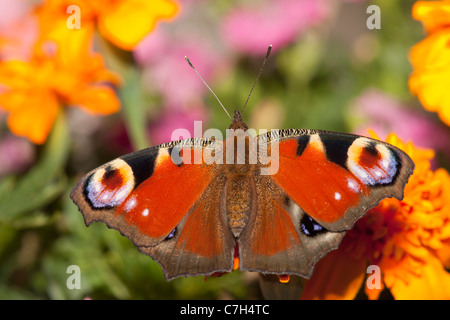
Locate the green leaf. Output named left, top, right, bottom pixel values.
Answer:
left=97, top=36, right=151, bottom=150
left=0, top=110, right=70, bottom=223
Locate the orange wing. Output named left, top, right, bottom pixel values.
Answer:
left=71, top=138, right=236, bottom=280
left=237, top=172, right=345, bottom=278
left=140, top=174, right=236, bottom=280
left=260, top=129, right=414, bottom=232
left=235, top=130, right=414, bottom=278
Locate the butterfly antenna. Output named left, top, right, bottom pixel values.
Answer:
left=185, top=56, right=232, bottom=121
left=242, top=45, right=272, bottom=115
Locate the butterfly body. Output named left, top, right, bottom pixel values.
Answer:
left=71, top=110, right=414, bottom=280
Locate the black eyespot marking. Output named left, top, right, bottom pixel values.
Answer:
left=120, top=148, right=158, bottom=187
left=165, top=227, right=177, bottom=240
left=83, top=173, right=101, bottom=209
left=103, top=165, right=116, bottom=180
left=82, top=173, right=119, bottom=210
left=320, top=134, right=357, bottom=169
left=364, top=141, right=379, bottom=156
left=300, top=214, right=327, bottom=237
left=296, top=135, right=310, bottom=156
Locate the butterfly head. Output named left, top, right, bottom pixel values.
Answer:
left=229, top=110, right=248, bottom=131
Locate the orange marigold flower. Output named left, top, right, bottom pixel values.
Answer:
left=37, top=0, right=179, bottom=51
left=409, top=0, right=450, bottom=126
left=0, top=32, right=121, bottom=144
left=412, top=0, right=450, bottom=34
left=301, top=132, right=450, bottom=300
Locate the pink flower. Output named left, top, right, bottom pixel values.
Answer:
left=134, top=2, right=229, bottom=145
left=352, top=88, right=450, bottom=162
left=0, top=0, right=38, bottom=61
left=135, top=28, right=226, bottom=107
left=0, top=133, right=35, bottom=177
left=221, top=0, right=329, bottom=55
left=148, top=106, right=208, bottom=145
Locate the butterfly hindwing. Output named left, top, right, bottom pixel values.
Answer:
left=238, top=171, right=346, bottom=278
left=139, top=173, right=236, bottom=280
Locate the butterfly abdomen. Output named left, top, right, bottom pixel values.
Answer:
left=224, top=174, right=255, bottom=238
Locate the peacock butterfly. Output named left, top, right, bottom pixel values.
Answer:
left=70, top=46, right=414, bottom=281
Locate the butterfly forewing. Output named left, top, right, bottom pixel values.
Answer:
left=70, top=138, right=223, bottom=247
left=259, top=129, right=414, bottom=232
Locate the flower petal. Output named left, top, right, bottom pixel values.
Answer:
left=71, top=85, right=120, bottom=115
left=301, top=249, right=366, bottom=300
left=412, top=1, right=450, bottom=34
left=98, top=0, right=179, bottom=50
left=0, top=60, right=33, bottom=89
left=409, top=28, right=450, bottom=126
left=389, top=254, right=450, bottom=299
left=6, top=89, right=59, bottom=144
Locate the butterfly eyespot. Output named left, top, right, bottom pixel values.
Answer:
left=347, top=138, right=399, bottom=186
left=165, top=227, right=177, bottom=240
left=83, top=159, right=135, bottom=209
left=300, top=214, right=327, bottom=237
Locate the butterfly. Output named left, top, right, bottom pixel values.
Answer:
left=70, top=46, right=415, bottom=281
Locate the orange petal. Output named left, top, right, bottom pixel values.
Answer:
left=71, top=85, right=120, bottom=115
left=436, top=239, right=450, bottom=269
left=301, top=249, right=366, bottom=300
left=53, top=22, right=96, bottom=65
left=0, top=90, right=29, bottom=112
left=388, top=254, right=450, bottom=299
left=0, top=60, right=33, bottom=89
left=412, top=1, right=450, bottom=34
left=408, top=29, right=450, bottom=126
left=6, top=89, right=59, bottom=144
left=98, top=0, right=179, bottom=50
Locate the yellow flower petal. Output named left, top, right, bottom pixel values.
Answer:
left=0, top=60, right=33, bottom=89
left=409, top=21, right=450, bottom=126
left=98, top=0, right=179, bottom=50
left=412, top=1, right=450, bottom=34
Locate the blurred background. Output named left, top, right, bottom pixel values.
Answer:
left=0, top=0, right=449, bottom=299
